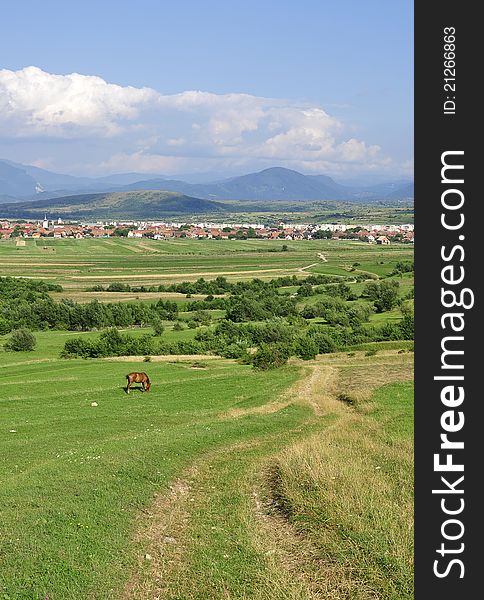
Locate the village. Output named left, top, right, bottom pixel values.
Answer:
left=0, top=216, right=414, bottom=244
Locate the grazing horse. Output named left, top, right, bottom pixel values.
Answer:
left=126, top=372, right=151, bottom=394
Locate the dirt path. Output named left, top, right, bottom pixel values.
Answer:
left=76, top=267, right=295, bottom=279
left=122, top=352, right=413, bottom=598
left=122, top=441, right=262, bottom=599
left=122, top=361, right=342, bottom=598
left=298, top=262, right=318, bottom=272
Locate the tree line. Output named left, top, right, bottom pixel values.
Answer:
left=60, top=312, right=414, bottom=369
left=1, top=273, right=409, bottom=336
left=87, top=273, right=352, bottom=295
left=0, top=274, right=349, bottom=334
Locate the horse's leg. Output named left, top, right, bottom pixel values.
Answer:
left=126, top=379, right=131, bottom=394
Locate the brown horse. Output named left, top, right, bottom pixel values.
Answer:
left=126, top=372, right=151, bottom=394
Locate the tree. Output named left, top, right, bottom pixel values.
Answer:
left=11, top=226, right=24, bottom=238
left=107, top=282, right=131, bottom=292
left=374, top=280, right=400, bottom=312
left=312, top=230, right=332, bottom=239
left=4, top=329, right=37, bottom=352
left=363, top=280, right=400, bottom=312
left=297, top=283, right=313, bottom=297
left=151, top=316, right=165, bottom=336
left=112, top=228, right=128, bottom=237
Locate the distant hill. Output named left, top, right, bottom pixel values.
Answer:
left=122, top=167, right=353, bottom=201
left=0, top=159, right=414, bottom=204
left=1, top=159, right=167, bottom=192
left=0, top=162, right=40, bottom=196
left=386, top=182, right=414, bottom=199
left=0, top=190, right=226, bottom=220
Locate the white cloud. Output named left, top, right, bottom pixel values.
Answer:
left=0, top=66, right=400, bottom=177
left=0, top=66, right=157, bottom=138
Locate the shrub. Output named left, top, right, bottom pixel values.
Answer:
left=193, top=310, right=212, bottom=325
left=220, top=342, right=248, bottom=359
left=4, top=329, right=37, bottom=352
left=300, top=305, right=317, bottom=319
left=99, top=328, right=127, bottom=354
left=307, top=331, right=339, bottom=354
left=61, top=337, right=101, bottom=358
left=251, top=343, right=291, bottom=370
left=293, top=335, right=319, bottom=360
left=399, top=312, right=414, bottom=339
left=106, top=282, right=131, bottom=292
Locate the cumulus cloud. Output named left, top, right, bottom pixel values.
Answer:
left=0, top=66, right=157, bottom=137
left=0, top=66, right=393, bottom=176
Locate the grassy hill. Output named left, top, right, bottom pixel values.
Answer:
left=0, top=190, right=227, bottom=219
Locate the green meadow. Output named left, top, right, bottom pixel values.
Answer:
left=0, top=237, right=414, bottom=599
left=0, top=336, right=302, bottom=598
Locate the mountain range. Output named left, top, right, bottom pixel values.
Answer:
left=0, top=159, right=413, bottom=205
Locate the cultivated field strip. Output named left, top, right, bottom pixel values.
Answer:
left=1, top=238, right=413, bottom=293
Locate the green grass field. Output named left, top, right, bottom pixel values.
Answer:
left=0, top=237, right=414, bottom=599
left=0, top=335, right=414, bottom=599
left=0, top=342, right=303, bottom=598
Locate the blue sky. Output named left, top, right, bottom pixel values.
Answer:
left=0, top=1, right=413, bottom=182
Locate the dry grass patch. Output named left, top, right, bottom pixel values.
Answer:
left=313, top=350, right=414, bottom=408
left=250, top=473, right=380, bottom=600
left=267, top=380, right=414, bottom=599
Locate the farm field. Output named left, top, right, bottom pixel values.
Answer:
left=0, top=238, right=413, bottom=296
left=1, top=237, right=414, bottom=598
